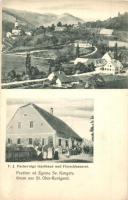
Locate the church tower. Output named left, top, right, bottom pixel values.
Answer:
left=14, top=19, right=19, bottom=29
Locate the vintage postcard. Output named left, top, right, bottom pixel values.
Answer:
left=0, top=0, right=128, bottom=200
left=1, top=0, right=128, bottom=89
left=6, top=95, right=94, bottom=163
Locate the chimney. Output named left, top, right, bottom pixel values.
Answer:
left=50, top=107, right=53, bottom=115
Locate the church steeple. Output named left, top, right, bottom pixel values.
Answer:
left=14, top=19, right=19, bottom=29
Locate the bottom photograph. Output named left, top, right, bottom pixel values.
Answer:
left=6, top=93, right=94, bottom=163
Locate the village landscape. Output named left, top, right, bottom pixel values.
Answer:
left=2, top=7, right=128, bottom=89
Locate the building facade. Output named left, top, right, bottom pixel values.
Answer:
left=95, top=52, right=123, bottom=75
left=74, top=41, right=92, bottom=48
left=7, top=103, right=82, bottom=149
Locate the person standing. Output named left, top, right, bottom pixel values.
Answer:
left=54, top=147, right=59, bottom=160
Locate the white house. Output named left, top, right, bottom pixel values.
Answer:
left=7, top=103, right=82, bottom=149
left=55, top=26, right=66, bottom=32
left=102, top=52, right=114, bottom=62
left=96, top=59, right=123, bottom=75
left=12, top=29, right=22, bottom=36
left=48, top=71, right=79, bottom=87
left=100, top=28, right=113, bottom=37
left=25, top=31, right=32, bottom=36
left=74, top=41, right=92, bottom=48
left=74, top=58, right=89, bottom=65
left=74, top=57, right=107, bottom=68
left=96, top=51, right=123, bottom=74
left=109, top=41, right=128, bottom=48
left=6, top=32, right=12, bottom=38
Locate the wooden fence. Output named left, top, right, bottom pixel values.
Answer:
left=6, top=150, right=33, bottom=162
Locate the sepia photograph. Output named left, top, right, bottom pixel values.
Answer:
left=6, top=94, right=94, bottom=162
left=1, top=0, right=128, bottom=89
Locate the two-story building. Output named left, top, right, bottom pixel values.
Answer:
left=7, top=103, right=82, bottom=149
left=96, top=52, right=123, bottom=75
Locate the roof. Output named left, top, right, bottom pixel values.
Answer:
left=74, top=58, right=88, bottom=64
left=109, top=41, right=128, bottom=48
left=31, top=103, right=82, bottom=140
left=100, top=28, right=113, bottom=35
left=57, top=72, right=79, bottom=83
left=110, top=59, right=123, bottom=69
left=102, top=52, right=114, bottom=61
left=55, top=26, right=66, bottom=31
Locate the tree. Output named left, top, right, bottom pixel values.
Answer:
left=57, top=21, right=62, bottom=27
left=7, top=70, right=16, bottom=82
left=51, top=24, right=55, bottom=31
left=76, top=43, right=80, bottom=58
left=90, top=115, right=94, bottom=142
left=30, top=66, right=40, bottom=78
left=51, top=36, right=58, bottom=45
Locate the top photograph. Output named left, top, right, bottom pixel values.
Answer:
left=1, top=0, right=128, bottom=89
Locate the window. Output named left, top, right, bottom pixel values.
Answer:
left=42, top=138, right=44, bottom=145
left=17, top=138, right=21, bottom=144
left=30, top=121, right=33, bottom=128
left=65, top=140, right=68, bottom=147
left=29, top=138, right=32, bottom=145
left=18, top=122, right=21, bottom=129
left=8, top=138, right=11, bottom=144
left=72, top=140, right=74, bottom=147
left=59, top=139, right=61, bottom=146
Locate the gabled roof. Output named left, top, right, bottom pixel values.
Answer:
left=32, top=104, right=82, bottom=140
left=57, top=73, right=71, bottom=83
left=57, top=72, right=79, bottom=83
left=110, top=59, right=123, bottom=69
left=74, top=58, right=88, bottom=64
left=102, top=52, right=114, bottom=61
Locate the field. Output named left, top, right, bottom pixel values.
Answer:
left=2, top=53, right=51, bottom=82
left=2, top=44, right=94, bottom=82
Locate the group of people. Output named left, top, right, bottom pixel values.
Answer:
left=34, top=145, right=59, bottom=161
left=33, top=143, right=86, bottom=161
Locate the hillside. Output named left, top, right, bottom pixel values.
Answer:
left=55, top=13, right=84, bottom=25
left=2, top=8, right=84, bottom=33
left=85, top=12, right=128, bottom=31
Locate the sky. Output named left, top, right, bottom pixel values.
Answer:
left=2, top=0, right=128, bottom=20
left=6, top=92, right=94, bottom=140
